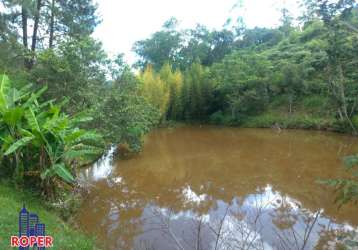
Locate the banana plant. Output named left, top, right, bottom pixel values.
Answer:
left=0, top=74, right=104, bottom=197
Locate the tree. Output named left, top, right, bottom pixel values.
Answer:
left=1, top=0, right=37, bottom=68
left=30, top=37, right=108, bottom=114
left=92, top=75, right=160, bottom=152
left=56, top=0, right=100, bottom=41
left=237, top=27, right=284, bottom=48
left=206, top=30, right=235, bottom=65
left=314, top=0, right=357, bottom=131
left=177, top=25, right=212, bottom=68
left=211, top=52, right=270, bottom=121
left=133, top=18, right=182, bottom=70
left=180, top=63, right=213, bottom=120
left=178, top=26, right=235, bottom=68
left=279, top=7, right=294, bottom=36
left=280, top=64, right=305, bottom=114
left=0, top=0, right=100, bottom=69
left=133, top=21, right=235, bottom=71
left=139, top=65, right=170, bottom=120
left=159, top=63, right=183, bottom=120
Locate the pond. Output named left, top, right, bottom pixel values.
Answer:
left=77, top=127, right=358, bottom=250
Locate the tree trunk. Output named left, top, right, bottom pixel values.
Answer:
left=49, top=0, right=55, bottom=49
left=31, top=0, right=42, bottom=52
left=330, top=62, right=357, bottom=133
left=21, top=4, right=30, bottom=69
left=21, top=5, right=28, bottom=48
left=337, top=109, right=344, bottom=121
left=29, top=0, right=42, bottom=68
left=337, top=64, right=356, bottom=133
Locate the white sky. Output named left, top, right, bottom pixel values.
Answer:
left=93, top=0, right=302, bottom=64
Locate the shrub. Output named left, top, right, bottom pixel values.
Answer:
left=209, top=111, right=236, bottom=125
left=301, top=95, right=329, bottom=115
left=243, top=112, right=332, bottom=130
left=0, top=74, right=104, bottom=199
left=91, top=81, right=160, bottom=152
left=320, top=154, right=358, bottom=206
left=352, top=115, right=358, bottom=130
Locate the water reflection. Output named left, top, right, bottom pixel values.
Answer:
left=134, top=185, right=355, bottom=250
left=77, top=127, right=358, bottom=250
left=78, top=146, right=116, bottom=182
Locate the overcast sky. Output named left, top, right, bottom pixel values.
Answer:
left=93, top=0, right=302, bottom=64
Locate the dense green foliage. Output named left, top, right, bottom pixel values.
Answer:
left=134, top=1, right=358, bottom=133
left=93, top=69, right=160, bottom=152
left=0, top=74, right=104, bottom=198
left=0, top=0, right=159, bottom=199
left=0, top=0, right=158, bottom=149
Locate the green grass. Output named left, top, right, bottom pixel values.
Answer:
left=0, top=182, right=96, bottom=250
left=242, top=112, right=334, bottom=130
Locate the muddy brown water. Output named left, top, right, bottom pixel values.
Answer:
left=77, top=127, right=358, bottom=250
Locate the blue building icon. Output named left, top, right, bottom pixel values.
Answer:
left=35, top=223, right=46, bottom=250
left=18, top=205, right=46, bottom=250
left=29, top=213, right=39, bottom=237
left=19, top=206, right=29, bottom=250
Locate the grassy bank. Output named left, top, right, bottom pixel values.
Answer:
left=207, top=94, right=354, bottom=133
left=208, top=111, right=340, bottom=131
left=237, top=96, right=357, bottom=132
left=242, top=112, right=335, bottom=130
left=0, top=183, right=96, bottom=250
